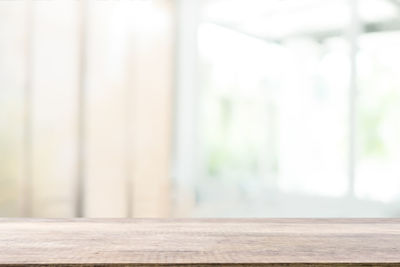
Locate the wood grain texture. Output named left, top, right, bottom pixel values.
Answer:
left=0, top=219, right=400, bottom=266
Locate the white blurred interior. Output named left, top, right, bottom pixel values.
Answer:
left=1, top=0, right=400, bottom=217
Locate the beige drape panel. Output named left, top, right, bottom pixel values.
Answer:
left=0, top=0, right=174, bottom=218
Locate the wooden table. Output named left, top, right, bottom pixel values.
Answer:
left=1, top=218, right=400, bottom=266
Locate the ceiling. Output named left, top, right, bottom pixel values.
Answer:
left=201, top=0, right=400, bottom=41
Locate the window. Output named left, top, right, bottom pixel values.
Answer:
left=175, top=0, right=400, bottom=217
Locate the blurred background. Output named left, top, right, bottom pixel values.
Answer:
left=1, top=0, right=400, bottom=218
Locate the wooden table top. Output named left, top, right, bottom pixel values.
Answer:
left=1, top=218, right=400, bottom=266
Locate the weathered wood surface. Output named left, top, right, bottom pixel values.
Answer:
left=0, top=218, right=400, bottom=266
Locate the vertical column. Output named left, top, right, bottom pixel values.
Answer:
left=127, top=0, right=175, bottom=217
left=348, top=0, right=361, bottom=197
left=84, top=0, right=129, bottom=217
left=0, top=1, right=26, bottom=217
left=173, top=0, right=200, bottom=216
left=76, top=0, right=89, bottom=218
left=23, top=0, right=33, bottom=217
left=30, top=0, right=80, bottom=217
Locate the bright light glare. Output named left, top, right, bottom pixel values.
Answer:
left=114, top=0, right=167, bottom=33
